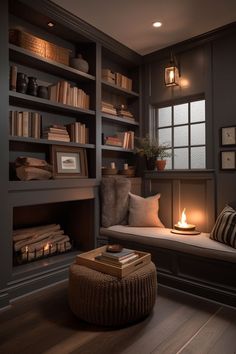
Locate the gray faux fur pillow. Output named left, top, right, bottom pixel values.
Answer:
left=101, top=177, right=131, bottom=227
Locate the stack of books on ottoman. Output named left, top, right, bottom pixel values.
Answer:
left=76, top=245, right=151, bottom=278
left=95, top=248, right=139, bottom=266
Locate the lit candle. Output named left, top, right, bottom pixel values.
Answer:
left=174, top=208, right=196, bottom=231
left=110, top=162, right=116, bottom=169
left=124, top=163, right=128, bottom=170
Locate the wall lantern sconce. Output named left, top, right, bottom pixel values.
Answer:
left=165, top=51, right=180, bottom=87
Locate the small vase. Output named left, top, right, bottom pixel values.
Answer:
left=16, top=72, right=28, bottom=94
left=27, top=77, right=38, bottom=96
left=37, top=85, right=48, bottom=99
left=70, top=54, right=89, bottom=73
left=156, top=160, right=166, bottom=171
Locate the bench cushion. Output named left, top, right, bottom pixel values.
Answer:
left=100, top=226, right=236, bottom=263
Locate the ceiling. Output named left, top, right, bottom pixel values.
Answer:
left=51, top=0, right=236, bottom=55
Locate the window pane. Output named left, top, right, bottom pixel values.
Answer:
left=165, top=149, right=172, bottom=170
left=174, top=103, right=188, bottom=125
left=174, top=125, right=188, bottom=147
left=191, top=147, right=206, bottom=168
left=174, top=148, right=189, bottom=169
left=158, top=128, right=172, bottom=145
left=190, top=100, right=205, bottom=122
left=158, top=107, right=171, bottom=127
left=191, top=123, right=205, bottom=145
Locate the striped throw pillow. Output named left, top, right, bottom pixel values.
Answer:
left=210, top=205, right=236, bottom=248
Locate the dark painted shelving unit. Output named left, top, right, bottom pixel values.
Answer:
left=0, top=0, right=142, bottom=307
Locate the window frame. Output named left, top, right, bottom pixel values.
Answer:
left=151, top=95, right=206, bottom=170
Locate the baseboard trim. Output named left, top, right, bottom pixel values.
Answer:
left=158, top=272, right=236, bottom=307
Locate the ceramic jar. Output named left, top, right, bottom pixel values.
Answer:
left=16, top=72, right=28, bottom=94
left=27, top=77, right=38, bottom=96
left=70, top=54, right=89, bottom=73
left=37, top=85, right=49, bottom=99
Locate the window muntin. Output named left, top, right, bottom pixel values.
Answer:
left=154, top=99, right=206, bottom=170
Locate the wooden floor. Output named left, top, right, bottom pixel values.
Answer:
left=0, top=282, right=236, bottom=354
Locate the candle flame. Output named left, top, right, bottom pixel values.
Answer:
left=178, top=208, right=188, bottom=227
left=25, top=245, right=29, bottom=253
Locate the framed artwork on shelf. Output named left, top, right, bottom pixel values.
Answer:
left=221, top=126, right=236, bottom=146
left=220, top=151, right=236, bottom=170
left=51, top=145, right=88, bottom=178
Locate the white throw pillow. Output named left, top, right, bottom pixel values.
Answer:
left=128, top=193, right=165, bottom=227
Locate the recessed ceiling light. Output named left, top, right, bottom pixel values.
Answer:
left=47, top=22, right=55, bottom=28
left=152, top=21, right=162, bottom=28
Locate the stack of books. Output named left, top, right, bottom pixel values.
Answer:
left=9, top=110, right=41, bottom=139
left=43, top=124, right=70, bottom=142
left=67, top=122, right=89, bottom=144
left=102, top=69, right=115, bottom=84
left=48, top=80, right=90, bottom=109
left=101, top=101, right=117, bottom=115
left=95, top=248, right=139, bottom=267
left=116, top=104, right=134, bottom=120
left=104, top=135, right=123, bottom=147
left=104, top=131, right=134, bottom=149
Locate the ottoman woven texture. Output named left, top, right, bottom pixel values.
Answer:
left=68, top=261, right=157, bottom=326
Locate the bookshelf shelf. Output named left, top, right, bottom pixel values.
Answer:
left=101, top=113, right=139, bottom=126
left=8, top=178, right=98, bottom=192
left=9, top=91, right=95, bottom=117
left=9, top=136, right=96, bottom=149
left=9, top=44, right=96, bottom=83
left=101, top=80, right=139, bottom=97
left=102, top=145, right=134, bottom=153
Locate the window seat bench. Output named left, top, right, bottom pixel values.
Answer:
left=100, top=226, right=236, bottom=306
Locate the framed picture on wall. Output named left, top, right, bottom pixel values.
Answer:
left=220, top=151, right=236, bottom=170
left=221, top=126, right=236, bottom=146
left=50, top=145, right=88, bottom=178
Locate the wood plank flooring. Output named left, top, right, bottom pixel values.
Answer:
left=0, top=282, right=235, bottom=354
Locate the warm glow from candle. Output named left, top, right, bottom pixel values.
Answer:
left=25, top=245, right=29, bottom=253
left=44, top=243, right=49, bottom=251
left=178, top=208, right=188, bottom=227
left=169, top=69, right=174, bottom=82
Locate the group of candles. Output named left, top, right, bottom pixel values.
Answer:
left=110, top=162, right=128, bottom=170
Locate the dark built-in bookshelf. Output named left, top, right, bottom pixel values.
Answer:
left=0, top=0, right=142, bottom=306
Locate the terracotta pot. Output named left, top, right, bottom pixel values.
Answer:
left=156, top=159, right=166, bottom=171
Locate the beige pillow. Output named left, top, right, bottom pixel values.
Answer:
left=128, top=193, right=165, bottom=227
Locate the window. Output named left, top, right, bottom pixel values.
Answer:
left=153, top=98, right=206, bottom=170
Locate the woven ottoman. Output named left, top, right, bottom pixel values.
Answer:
left=68, top=261, right=157, bottom=326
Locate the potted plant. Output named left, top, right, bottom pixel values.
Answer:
left=156, top=143, right=172, bottom=171
left=135, top=135, right=171, bottom=171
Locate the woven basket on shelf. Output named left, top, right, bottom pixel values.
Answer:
left=9, top=29, right=71, bottom=66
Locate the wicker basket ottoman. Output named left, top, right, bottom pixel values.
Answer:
left=68, top=262, right=157, bottom=326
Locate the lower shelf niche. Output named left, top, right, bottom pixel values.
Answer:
left=12, top=199, right=95, bottom=266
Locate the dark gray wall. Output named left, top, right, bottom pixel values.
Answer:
left=143, top=31, right=236, bottom=217
left=212, top=34, right=236, bottom=212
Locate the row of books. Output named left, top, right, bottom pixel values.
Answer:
left=104, top=131, right=135, bottom=149
left=9, top=110, right=41, bottom=138
left=9, top=112, right=89, bottom=144
left=102, top=68, right=133, bottom=91
left=67, top=122, right=89, bottom=144
left=115, top=72, right=132, bottom=91
left=95, top=248, right=139, bottom=267
left=48, top=80, right=90, bottom=109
